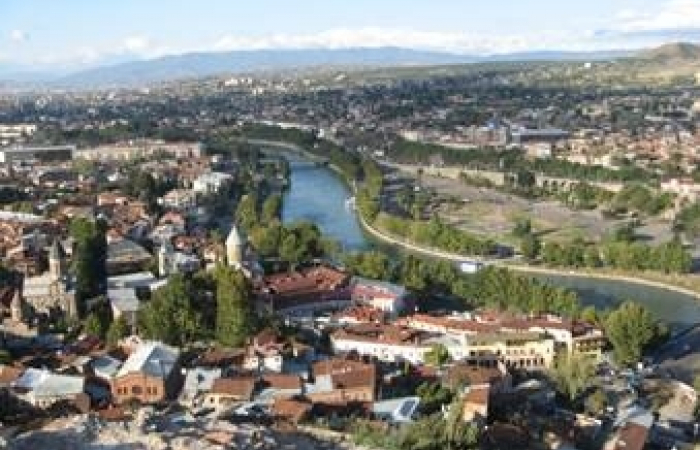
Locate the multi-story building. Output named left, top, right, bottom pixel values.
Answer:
left=192, top=171, right=233, bottom=195
left=331, top=323, right=435, bottom=365
left=111, top=341, right=181, bottom=404
left=0, top=145, right=75, bottom=164
left=349, top=277, right=408, bottom=317
left=0, top=123, right=37, bottom=142
left=332, top=321, right=557, bottom=370
left=306, top=358, right=376, bottom=404
left=75, top=140, right=202, bottom=162
left=257, top=266, right=350, bottom=315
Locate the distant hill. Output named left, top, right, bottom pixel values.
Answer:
left=637, top=42, right=700, bottom=61
left=0, top=46, right=648, bottom=89
left=52, top=47, right=474, bottom=88
left=45, top=46, right=633, bottom=88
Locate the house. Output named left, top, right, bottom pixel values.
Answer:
left=444, top=362, right=512, bottom=394
left=272, top=398, right=312, bottom=424
left=461, top=386, right=490, bottom=424
left=111, top=341, right=181, bottom=404
left=257, top=266, right=350, bottom=315
left=12, top=367, right=86, bottom=409
left=192, top=171, right=233, bottom=195
left=204, top=376, right=255, bottom=407
left=349, top=277, right=408, bottom=317
left=0, top=365, right=24, bottom=388
left=180, top=367, right=221, bottom=407
left=257, top=374, right=303, bottom=403
left=372, top=396, right=421, bottom=423
left=243, top=329, right=287, bottom=373
left=107, top=288, right=141, bottom=327
left=86, top=354, right=123, bottom=382
left=604, top=423, right=650, bottom=450
left=106, top=238, right=152, bottom=275
left=331, top=323, right=435, bottom=365
left=604, top=407, right=654, bottom=450
left=306, top=358, right=376, bottom=404
left=159, top=189, right=197, bottom=211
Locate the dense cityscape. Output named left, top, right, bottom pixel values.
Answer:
left=6, top=2, right=700, bottom=450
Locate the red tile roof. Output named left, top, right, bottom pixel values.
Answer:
left=272, top=398, right=312, bottom=423
left=210, top=376, right=255, bottom=399
left=608, top=423, right=649, bottom=450
left=261, top=374, right=302, bottom=391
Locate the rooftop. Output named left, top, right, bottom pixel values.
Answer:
left=13, top=368, right=84, bottom=398
left=350, top=276, right=407, bottom=298
left=210, top=376, right=255, bottom=398
left=116, top=341, right=179, bottom=379
left=108, top=288, right=141, bottom=313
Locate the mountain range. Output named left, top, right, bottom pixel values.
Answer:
left=1, top=43, right=698, bottom=89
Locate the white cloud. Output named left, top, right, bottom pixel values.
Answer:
left=212, top=27, right=569, bottom=55
left=611, top=0, right=700, bottom=32
left=122, top=35, right=151, bottom=53
left=9, top=29, right=27, bottom=43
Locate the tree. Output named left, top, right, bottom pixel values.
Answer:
left=249, top=222, right=282, bottom=257
left=424, top=343, right=451, bottom=367
left=444, top=394, right=478, bottom=450
left=513, top=218, right=532, bottom=238
left=343, top=251, right=392, bottom=280
left=515, top=169, right=536, bottom=191
left=417, top=382, right=454, bottom=415
left=261, top=194, right=283, bottom=223
left=106, top=316, right=130, bottom=346
left=235, top=193, right=259, bottom=231
left=605, top=301, right=659, bottom=366
left=549, top=351, right=596, bottom=402
left=215, top=265, right=256, bottom=347
left=138, top=274, right=200, bottom=346
left=585, top=388, right=609, bottom=416
left=520, top=233, right=541, bottom=260
left=280, top=233, right=303, bottom=266
left=579, top=305, right=599, bottom=325
left=70, top=218, right=107, bottom=316
left=0, top=349, right=11, bottom=364
left=83, top=313, right=104, bottom=337
left=400, top=255, right=427, bottom=291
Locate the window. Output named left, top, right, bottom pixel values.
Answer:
left=132, top=386, right=143, bottom=395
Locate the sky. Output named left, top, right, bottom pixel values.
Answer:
left=1, top=0, right=700, bottom=70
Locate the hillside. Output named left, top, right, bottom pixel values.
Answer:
left=52, top=47, right=473, bottom=88
left=637, top=42, right=700, bottom=61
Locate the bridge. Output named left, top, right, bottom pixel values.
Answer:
left=240, top=138, right=329, bottom=165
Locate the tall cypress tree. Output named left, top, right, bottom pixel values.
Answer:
left=215, top=265, right=256, bottom=347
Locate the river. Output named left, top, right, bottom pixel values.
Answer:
left=282, top=162, right=369, bottom=252
left=282, top=161, right=700, bottom=330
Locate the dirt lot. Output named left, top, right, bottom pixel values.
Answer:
left=400, top=170, right=676, bottom=245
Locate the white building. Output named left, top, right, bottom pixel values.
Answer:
left=158, top=189, right=198, bottom=211
left=0, top=145, right=75, bottom=164
left=192, top=171, right=233, bottom=195
left=12, top=368, right=85, bottom=408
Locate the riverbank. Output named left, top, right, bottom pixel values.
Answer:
left=357, top=207, right=700, bottom=300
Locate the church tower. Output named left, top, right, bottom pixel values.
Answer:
left=48, top=239, right=66, bottom=281
left=158, top=243, right=174, bottom=277
left=9, top=287, right=26, bottom=323
left=226, top=225, right=244, bottom=268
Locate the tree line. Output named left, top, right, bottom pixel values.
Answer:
left=388, top=137, right=654, bottom=183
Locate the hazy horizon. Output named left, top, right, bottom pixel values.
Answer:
left=2, top=0, right=700, bottom=73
